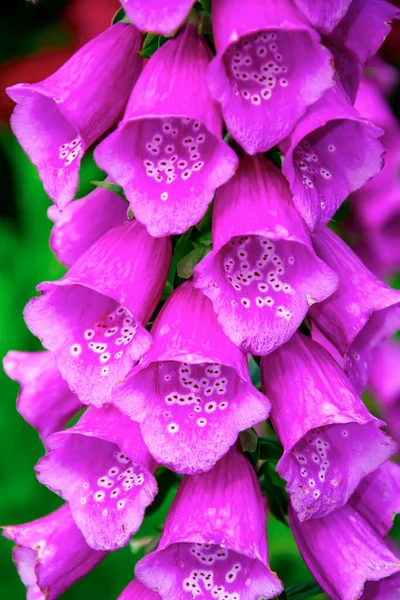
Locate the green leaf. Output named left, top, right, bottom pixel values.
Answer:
left=177, top=241, right=211, bottom=279
left=111, top=7, right=130, bottom=25
left=259, top=435, right=283, bottom=461
left=139, top=33, right=169, bottom=58
left=265, top=146, right=282, bottom=169
left=258, top=462, right=289, bottom=526
left=285, top=581, right=323, bottom=599
left=145, top=467, right=181, bottom=517
left=239, top=428, right=259, bottom=453
left=248, top=356, right=261, bottom=389
left=90, top=180, right=128, bottom=202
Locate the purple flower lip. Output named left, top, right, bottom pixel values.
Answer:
left=120, top=0, right=195, bottom=35
left=24, top=220, right=171, bottom=407
left=35, top=405, right=158, bottom=551
left=208, top=0, right=334, bottom=154
left=7, top=23, right=142, bottom=209
left=193, top=154, right=338, bottom=356
left=261, top=332, right=397, bottom=521
left=2, top=504, right=107, bottom=600
left=135, top=445, right=283, bottom=600
left=95, top=25, right=238, bottom=237
left=291, top=0, right=353, bottom=34
left=113, top=281, right=271, bottom=474
left=280, top=81, right=384, bottom=231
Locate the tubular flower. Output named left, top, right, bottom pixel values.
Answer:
left=6, top=23, right=142, bottom=209
left=47, top=185, right=127, bottom=268
left=291, top=0, right=353, bottom=34
left=309, top=228, right=400, bottom=394
left=135, top=444, right=283, bottom=600
left=260, top=332, right=396, bottom=522
left=95, top=25, right=238, bottom=237
left=289, top=502, right=400, bottom=600
left=118, top=579, right=161, bottom=599
left=2, top=504, right=107, bottom=600
left=324, top=0, right=399, bottom=101
left=24, top=220, right=172, bottom=407
left=369, top=341, right=400, bottom=447
left=120, top=0, right=195, bottom=35
left=208, top=0, right=334, bottom=154
left=3, top=350, right=81, bottom=446
left=280, top=81, right=384, bottom=231
left=193, top=154, right=338, bottom=356
left=35, top=404, right=158, bottom=551
left=113, top=281, right=271, bottom=474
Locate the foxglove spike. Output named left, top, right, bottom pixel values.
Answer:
left=120, top=0, right=195, bottom=35
left=289, top=502, right=400, bottom=600
left=350, top=461, right=400, bottom=538
left=260, top=332, right=396, bottom=521
left=193, top=154, right=338, bottom=355
left=3, top=505, right=107, bottom=600
left=309, top=228, right=400, bottom=394
left=24, top=220, right=171, bottom=406
left=291, top=0, right=352, bottom=33
left=135, top=445, right=283, bottom=600
left=95, top=25, right=237, bottom=237
left=118, top=579, right=161, bottom=600
left=208, top=0, right=334, bottom=154
left=369, top=341, right=400, bottom=447
left=3, top=350, right=81, bottom=446
left=48, top=185, right=127, bottom=268
left=7, top=23, right=142, bottom=209
left=35, top=404, right=158, bottom=551
left=280, top=81, right=384, bottom=231
left=113, top=281, right=271, bottom=474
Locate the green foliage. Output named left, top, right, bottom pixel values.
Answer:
left=90, top=180, right=128, bottom=202
left=139, top=33, right=169, bottom=58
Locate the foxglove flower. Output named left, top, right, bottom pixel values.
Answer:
left=3, top=504, right=107, bottom=600
left=325, top=0, right=399, bottom=101
left=309, top=228, right=400, bottom=394
left=120, top=0, right=195, bottom=35
left=291, top=0, right=352, bottom=33
left=193, top=155, right=338, bottom=356
left=208, top=0, right=334, bottom=154
left=369, top=341, right=400, bottom=446
left=48, top=184, right=127, bottom=268
left=260, top=332, right=396, bottom=521
left=118, top=579, right=160, bottom=599
left=289, top=502, right=400, bottom=600
left=7, top=23, right=142, bottom=209
left=24, top=220, right=171, bottom=406
left=135, top=444, right=283, bottom=599
left=95, top=25, right=237, bottom=237
left=36, top=404, right=158, bottom=551
left=3, top=350, right=81, bottom=445
left=280, top=81, right=384, bottom=231
left=350, top=461, right=400, bottom=537
left=113, top=281, right=270, bottom=474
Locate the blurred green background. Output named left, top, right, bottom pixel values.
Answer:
left=0, top=2, right=399, bottom=599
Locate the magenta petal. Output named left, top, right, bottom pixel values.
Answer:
left=135, top=445, right=283, bottom=600
left=289, top=503, right=400, bottom=600
left=24, top=220, right=171, bottom=406
left=309, top=228, right=400, bottom=394
left=118, top=579, right=161, bottom=600
left=3, top=350, right=81, bottom=445
left=95, top=26, right=237, bottom=237
left=291, top=0, right=352, bottom=33
left=208, top=0, right=334, bottom=154
left=369, top=341, right=400, bottom=446
left=260, top=332, right=396, bottom=521
left=36, top=405, right=157, bottom=551
left=121, top=0, right=195, bottom=35
left=350, top=461, right=400, bottom=538
left=48, top=185, right=127, bottom=268
left=363, top=572, right=400, bottom=600
left=7, top=24, right=142, bottom=208
left=280, top=82, right=384, bottom=231
left=113, top=282, right=270, bottom=474
left=3, top=505, right=107, bottom=600
left=193, top=155, right=338, bottom=355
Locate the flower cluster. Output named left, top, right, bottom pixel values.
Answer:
left=3, top=1, right=400, bottom=599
